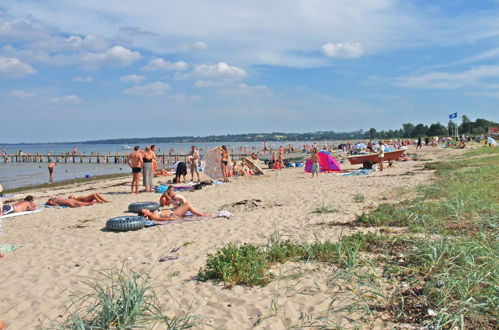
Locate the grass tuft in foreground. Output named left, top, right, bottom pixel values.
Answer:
left=312, top=202, right=339, bottom=214
left=59, top=268, right=201, bottom=329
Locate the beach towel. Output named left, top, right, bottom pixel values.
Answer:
left=0, top=209, right=44, bottom=219
left=0, top=244, right=20, bottom=254
left=42, top=204, right=69, bottom=208
left=216, top=210, right=233, bottom=219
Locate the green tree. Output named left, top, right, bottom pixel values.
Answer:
left=413, top=123, right=429, bottom=137
left=427, top=122, right=447, bottom=136
left=402, top=123, right=415, bottom=138
left=448, top=120, right=457, bottom=136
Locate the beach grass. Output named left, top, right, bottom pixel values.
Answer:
left=351, top=147, right=498, bottom=328
left=198, top=232, right=371, bottom=287
left=3, top=173, right=129, bottom=194
left=312, top=202, right=339, bottom=214
left=59, top=268, right=201, bottom=329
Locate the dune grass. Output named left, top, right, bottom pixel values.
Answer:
left=353, top=147, right=499, bottom=328
left=312, top=202, right=339, bottom=214
left=59, top=268, right=201, bottom=329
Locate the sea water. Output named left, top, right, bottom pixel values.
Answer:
left=0, top=141, right=319, bottom=189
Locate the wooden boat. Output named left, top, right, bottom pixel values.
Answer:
left=347, top=149, right=406, bottom=165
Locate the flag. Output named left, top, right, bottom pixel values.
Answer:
left=449, top=112, right=457, bottom=119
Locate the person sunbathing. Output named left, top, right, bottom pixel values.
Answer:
left=67, top=193, right=109, bottom=203
left=138, top=202, right=209, bottom=222
left=1, top=195, right=37, bottom=215
left=46, top=197, right=93, bottom=208
left=159, top=186, right=187, bottom=207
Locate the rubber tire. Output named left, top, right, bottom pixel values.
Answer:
left=362, top=161, right=373, bottom=169
left=268, top=161, right=274, bottom=169
left=128, top=202, right=160, bottom=213
left=106, top=216, right=146, bottom=232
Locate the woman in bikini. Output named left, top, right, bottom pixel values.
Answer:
left=138, top=202, right=209, bottom=222
left=220, top=145, right=230, bottom=182
left=67, top=193, right=109, bottom=203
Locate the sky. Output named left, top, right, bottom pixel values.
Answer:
left=1, top=0, right=499, bottom=143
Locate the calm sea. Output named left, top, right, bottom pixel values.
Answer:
left=0, top=141, right=331, bottom=189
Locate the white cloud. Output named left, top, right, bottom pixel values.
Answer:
left=9, top=90, right=37, bottom=98
left=193, top=41, right=207, bottom=50
left=80, top=45, right=141, bottom=66
left=193, top=62, right=247, bottom=79
left=220, top=83, right=270, bottom=96
left=1, top=44, right=141, bottom=68
left=120, top=74, right=146, bottom=83
left=0, top=56, right=36, bottom=77
left=396, top=65, right=499, bottom=89
left=184, top=62, right=247, bottom=87
left=51, top=94, right=82, bottom=103
left=74, top=76, right=93, bottom=82
left=141, top=58, right=188, bottom=71
left=322, top=42, right=364, bottom=58
left=124, top=81, right=170, bottom=96
left=31, top=35, right=109, bottom=52
left=0, top=15, right=55, bottom=42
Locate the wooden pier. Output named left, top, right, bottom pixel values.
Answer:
left=1, top=153, right=250, bottom=166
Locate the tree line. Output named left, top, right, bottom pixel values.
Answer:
left=78, top=116, right=497, bottom=144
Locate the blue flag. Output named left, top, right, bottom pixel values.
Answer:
left=449, top=112, right=457, bottom=119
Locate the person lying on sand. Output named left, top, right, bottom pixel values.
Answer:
left=1, top=195, right=37, bottom=216
left=138, top=202, right=209, bottom=222
left=46, top=197, right=94, bottom=208
left=159, top=186, right=187, bottom=207
left=67, top=193, right=109, bottom=203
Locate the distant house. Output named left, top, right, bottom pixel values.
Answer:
left=489, top=127, right=499, bottom=136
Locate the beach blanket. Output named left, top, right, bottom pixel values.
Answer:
left=0, top=244, right=20, bottom=254
left=42, top=204, right=69, bottom=208
left=0, top=209, right=44, bottom=219
left=333, top=169, right=372, bottom=176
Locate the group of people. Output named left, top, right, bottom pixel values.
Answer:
left=127, top=145, right=158, bottom=193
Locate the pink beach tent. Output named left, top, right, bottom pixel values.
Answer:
left=304, top=151, right=341, bottom=173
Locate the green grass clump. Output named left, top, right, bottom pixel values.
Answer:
left=60, top=268, right=201, bottom=329
left=312, top=202, right=339, bottom=214
left=199, top=243, right=270, bottom=286
left=353, top=194, right=365, bottom=203
left=198, top=233, right=381, bottom=287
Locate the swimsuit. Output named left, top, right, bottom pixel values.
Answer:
left=1, top=204, right=15, bottom=215
left=48, top=167, right=54, bottom=174
left=132, top=167, right=142, bottom=173
left=312, top=162, right=320, bottom=172
left=221, top=160, right=228, bottom=166
left=143, top=158, right=153, bottom=163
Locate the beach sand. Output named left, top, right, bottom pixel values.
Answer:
left=0, top=146, right=467, bottom=329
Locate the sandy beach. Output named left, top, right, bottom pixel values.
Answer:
left=0, top=146, right=467, bottom=329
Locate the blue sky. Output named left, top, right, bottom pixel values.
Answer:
left=1, top=0, right=498, bottom=143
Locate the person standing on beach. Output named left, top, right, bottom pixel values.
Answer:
left=189, top=145, right=200, bottom=182
left=151, top=145, right=158, bottom=173
left=416, top=137, right=422, bottom=149
left=378, top=142, right=385, bottom=171
left=310, top=149, right=320, bottom=178
left=220, top=145, right=230, bottom=182
left=142, top=146, right=156, bottom=192
left=48, top=162, right=57, bottom=183
left=127, top=146, right=143, bottom=194
left=279, top=146, right=285, bottom=169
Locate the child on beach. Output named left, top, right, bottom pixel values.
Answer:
left=310, top=149, right=319, bottom=178
left=159, top=186, right=187, bottom=207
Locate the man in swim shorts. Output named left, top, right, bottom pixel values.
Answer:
left=127, top=146, right=143, bottom=194
left=138, top=201, right=209, bottom=222
left=1, top=195, right=37, bottom=215
left=188, top=145, right=200, bottom=182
